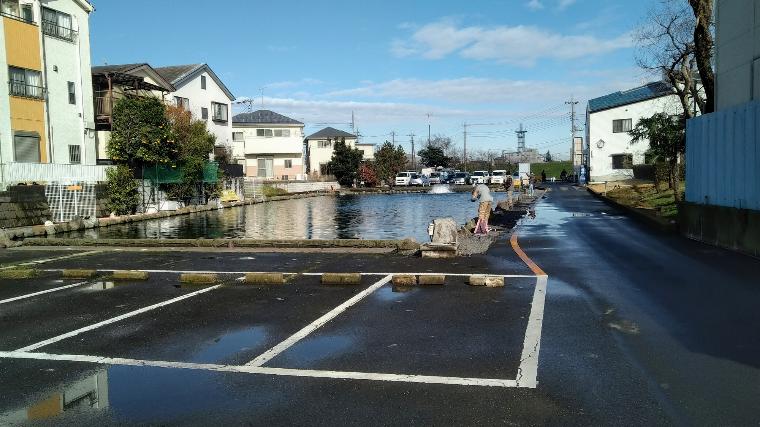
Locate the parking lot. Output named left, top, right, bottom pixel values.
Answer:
left=0, top=243, right=549, bottom=425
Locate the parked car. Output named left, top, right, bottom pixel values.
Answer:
left=452, top=172, right=470, bottom=185
left=428, top=172, right=443, bottom=184
left=409, top=173, right=430, bottom=186
left=471, top=170, right=490, bottom=184
left=490, top=170, right=507, bottom=184
left=395, top=172, right=414, bottom=186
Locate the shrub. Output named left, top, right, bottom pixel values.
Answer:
left=105, top=165, right=139, bottom=215
left=262, top=185, right=288, bottom=197
left=108, top=97, right=175, bottom=166
left=633, top=164, right=656, bottom=180
left=359, top=162, right=379, bottom=187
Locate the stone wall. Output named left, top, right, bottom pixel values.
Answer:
left=268, top=181, right=341, bottom=193
left=0, top=185, right=51, bottom=228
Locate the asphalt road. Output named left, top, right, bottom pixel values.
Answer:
left=0, top=183, right=758, bottom=425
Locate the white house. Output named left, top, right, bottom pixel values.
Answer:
left=305, top=126, right=370, bottom=176
left=232, top=110, right=305, bottom=180
left=586, top=81, right=680, bottom=182
left=0, top=0, right=105, bottom=187
left=154, top=64, right=236, bottom=161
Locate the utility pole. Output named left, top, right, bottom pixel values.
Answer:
left=259, top=87, right=265, bottom=108
left=390, top=131, right=396, bottom=145
left=566, top=97, right=579, bottom=164
left=463, top=123, right=468, bottom=172
left=516, top=123, right=527, bottom=153
left=427, top=113, right=432, bottom=146
left=408, top=133, right=416, bottom=170
left=351, top=111, right=356, bottom=135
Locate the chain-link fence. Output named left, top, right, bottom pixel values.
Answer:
left=44, top=182, right=97, bottom=223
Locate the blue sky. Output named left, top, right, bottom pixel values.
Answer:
left=90, top=0, right=659, bottom=159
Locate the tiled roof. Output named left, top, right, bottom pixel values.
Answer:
left=232, top=110, right=303, bottom=125
left=154, top=64, right=203, bottom=85
left=588, top=81, right=675, bottom=113
left=306, top=127, right=356, bottom=139
left=91, top=63, right=147, bottom=74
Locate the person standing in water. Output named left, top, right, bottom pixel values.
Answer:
left=471, top=183, right=493, bottom=234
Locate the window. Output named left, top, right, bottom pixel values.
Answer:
left=212, top=102, right=228, bottom=122
left=13, top=131, right=41, bottom=163
left=318, top=140, right=331, bottom=148
left=201, top=107, right=208, bottom=120
left=257, top=158, right=273, bottom=178
left=8, top=67, right=43, bottom=99
left=273, top=129, right=291, bottom=137
left=232, top=132, right=244, bottom=142
left=1, top=0, right=19, bottom=19
left=67, top=81, right=75, bottom=105
left=68, top=145, right=81, bottom=164
left=612, top=119, right=632, bottom=133
left=201, top=75, right=206, bottom=90
left=256, top=129, right=273, bottom=137
left=611, top=154, right=633, bottom=169
left=21, top=3, right=32, bottom=22
left=284, top=159, right=292, bottom=169
left=174, top=96, right=190, bottom=110
left=42, top=7, right=75, bottom=41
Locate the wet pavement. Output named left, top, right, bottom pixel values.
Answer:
left=1, top=183, right=759, bottom=425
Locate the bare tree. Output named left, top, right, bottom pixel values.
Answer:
left=688, top=0, right=715, bottom=113
left=635, top=0, right=705, bottom=119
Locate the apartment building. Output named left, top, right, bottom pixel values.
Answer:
left=0, top=0, right=101, bottom=186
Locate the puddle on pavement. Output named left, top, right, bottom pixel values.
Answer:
left=276, top=335, right=355, bottom=367
left=190, top=326, right=268, bottom=364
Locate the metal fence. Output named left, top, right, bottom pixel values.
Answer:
left=685, top=100, right=760, bottom=211
left=45, top=182, right=98, bottom=223
left=1, top=163, right=112, bottom=189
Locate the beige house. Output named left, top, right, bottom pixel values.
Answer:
left=305, top=126, right=375, bottom=176
left=232, top=110, right=305, bottom=180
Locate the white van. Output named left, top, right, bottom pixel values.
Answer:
left=491, top=170, right=507, bottom=184
left=395, top=172, right=414, bottom=186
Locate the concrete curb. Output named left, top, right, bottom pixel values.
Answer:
left=586, top=187, right=678, bottom=233
left=468, top=275, right=505, bottom=287
left=392, top=274, right=417, bottom=286
left=418, top=274, right=446, bottom=285
left=321, top=273, right=362, bottom=285
left=179, top=273, right=218, bottom=285
left=112, top=270, right=150, bottom=281
left=62, top=269, right=97, bottom=279
left=0, top=268, right=39, bottom=279
left=244, top=272, right=285, bottom=285
left=21, top=237, right=420, bottom=251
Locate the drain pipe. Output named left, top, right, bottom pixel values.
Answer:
left=38, top=2, right=54, bottom=163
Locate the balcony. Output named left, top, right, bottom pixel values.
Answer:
left=41, top=20, right=77, bottom=42
left=8, top=81, right=44, bottom=99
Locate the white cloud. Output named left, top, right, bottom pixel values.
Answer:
left=526, top=0, right=544, bottom=10
left=266, top=78, right=324, bottom=89
left=557, top=0, right=577, bottom=11
left=391, top=20, right=633, bottom=66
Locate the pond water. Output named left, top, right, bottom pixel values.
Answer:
left=65, top=192, right=489, bottom=241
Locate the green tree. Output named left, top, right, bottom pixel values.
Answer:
left=107, top=97, right=176, bottom=166
left=417, top=145, right=451, bottom=168
left=373, top=141, right=407, bottom=184
left=328, top=139, right=363, bottom=186
left=545, top=150, right=553, bottom=162
left=105, top=164, right=139, bottom=215
left=629, top=112, right=685, bottom=201
left=165, top=105, right=216, bottom=200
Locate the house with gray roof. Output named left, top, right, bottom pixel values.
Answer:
left=154, top=64, right=236, bottom=162
left=585, top=81, right=679, bottom=182
left=304, top=126, right=373, bottom=176
left=232, top=110, right=305, bottom=180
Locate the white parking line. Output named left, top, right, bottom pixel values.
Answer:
left=0, top=281, right=89, bottom=305
left=40, top=268, right=536, bottom=278
left=0, top=250, right=101, bottom=270
left=0, top=350, right=519, bottom=388
left=246, top=274, right=393, bottom=367
left=15, top=285, right=221, bottom=352
left=515, top=275, right=547, bottom=388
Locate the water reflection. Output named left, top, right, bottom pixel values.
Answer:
left=63, top=193, right=481, bottom=241
left=0, top=370, right=108, bottom=424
